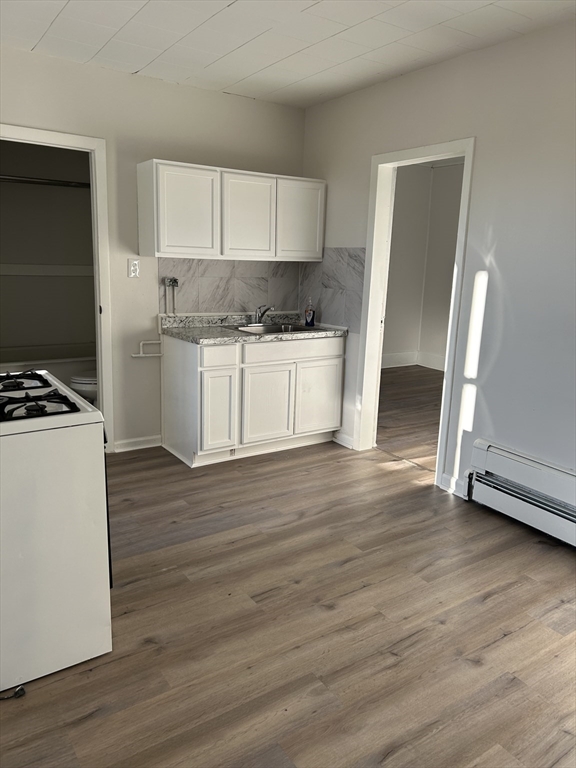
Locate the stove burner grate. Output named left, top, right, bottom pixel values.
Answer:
left=0, top=370, right=51, bottom=392
left=0, top=389, right=81, bottom=422
left=25, top=401, right=48, bottom=416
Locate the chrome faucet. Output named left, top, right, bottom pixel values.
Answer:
left=254, top=305, right=275, bottom=323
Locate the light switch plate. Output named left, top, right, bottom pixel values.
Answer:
left=128, top=258, right=140, bottom=278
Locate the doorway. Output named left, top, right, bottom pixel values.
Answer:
left=377, top=159, right=465, bottom=474
left=0, top=140, right=97, bottom=384
left=354, top=138, right=475, bottom=492
left=0, top=124, right=114, bottom=449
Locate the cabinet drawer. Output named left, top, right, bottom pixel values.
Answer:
left=243, top=337, right=343, bottom=365
left=201, top=345, right=237, bottom=368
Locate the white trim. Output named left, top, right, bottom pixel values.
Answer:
left=332, top=432, right=354, bottom=449
left=417, top=351, right=445, bottom=371
left=357, top=138, right=475, bottom=494
left=380, top=351, right=444, bottom=370
left=115, top=435, right=162, bottom=453
left=439, top=472, right=467, bottom=497
left=0, top=124, right=114, bottom=450
left=381, top=352, right=418, bottom=368
left=165, top=431, right=333, bottom=468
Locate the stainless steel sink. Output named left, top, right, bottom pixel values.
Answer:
left=237, top=323, right=314, bottom=335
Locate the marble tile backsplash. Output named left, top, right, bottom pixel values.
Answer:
left=158, top=258, right=300, bottom=315
left=299, top=248, right=366, bottom=332
left=158, top=249, right=365, bottom=331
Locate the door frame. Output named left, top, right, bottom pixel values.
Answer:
left=0, top=123, right=115, bottom=450
left=354, top=138, right=475, bottom=490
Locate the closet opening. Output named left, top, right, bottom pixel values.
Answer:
left=0, top=140, right=98, bottom=397
left=0, top=125, right=113, bottom=447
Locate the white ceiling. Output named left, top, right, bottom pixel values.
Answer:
left=1, top=0, right=575, bottom=107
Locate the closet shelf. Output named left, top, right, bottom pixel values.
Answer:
left=0, top=174, right=90, bottom=189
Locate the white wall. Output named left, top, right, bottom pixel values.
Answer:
left=419, top=163, right=464, bottom=370
left=0, top=47, right=304, bottom=448
left=381, top=165, right=430, bottom=368
left=304, top=22, right=576, bottom=483
left=382, top=162, right=463, bottom=371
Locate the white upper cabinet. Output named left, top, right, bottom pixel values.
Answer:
left=158, top=164, right=220, bottom=256
left=137, top=159, right=325, bottom=261
left=137, top=161, right=220, bottom=258
left=276, top=178, right=325, bottom=262
left=222, top=172, right=276, bottom=259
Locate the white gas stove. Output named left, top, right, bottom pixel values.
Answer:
left=0, top=370, right=112, bottom=691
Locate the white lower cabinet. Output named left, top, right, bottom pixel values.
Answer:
left=242, top=364, right=296, bottom=444
left=295, top=358, right=343, bottom=434
left=201, top=368, right=237, bottom=451
left=162, top=335, right=344, bottom=467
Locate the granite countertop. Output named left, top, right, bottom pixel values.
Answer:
left=162, top=325, right=347, bottom=346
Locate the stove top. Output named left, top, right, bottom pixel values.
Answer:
left=0, top=370, right=51, bottom=392
left=0, top=370, right=102, bottom=436
left=0, top=389, right=81, bottom=422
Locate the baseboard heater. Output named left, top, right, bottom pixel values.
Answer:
left=467, top=439, right=576, bottom=546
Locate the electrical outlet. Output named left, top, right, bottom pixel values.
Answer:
left=128, top=258, right=140, bottom=278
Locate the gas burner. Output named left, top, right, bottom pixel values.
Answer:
left=25, top=401, right=47, bottom=416
left=0, top=370, right=51, bottom=392
left=0, top=389, right=81, bottom=422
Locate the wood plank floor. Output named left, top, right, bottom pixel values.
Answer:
left=377, top=365, right=444, bottom=472
left=1, top=367, right=575, bottom=768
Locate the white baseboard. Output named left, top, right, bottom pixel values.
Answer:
left=439, top=472, right=467, bottom=498
left=381, top=350, right=445, bottom=370
left=417, top=351, right=445, bottom=371
left=381, top=351, right=418, bottom=368
left=454, top=477, right=467, bottom=498
left=333, top=431, right=354, bottom=449
left=114, top=435, right=162, bottom=453
left=186, top=432, right=333, bottom=467
left=439, top=472, right=455, bottom=492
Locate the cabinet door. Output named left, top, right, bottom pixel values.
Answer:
left=295, top=358, right=343, bottom=434
left=157, top=163, right=220, bottom=256
left=242, top=364, right=295, bottom=444
left=222, top=172, right=276, bottom=259
left=276, top=178, right=325, bottom=261
left=201, top=368, right=237, bottom=451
